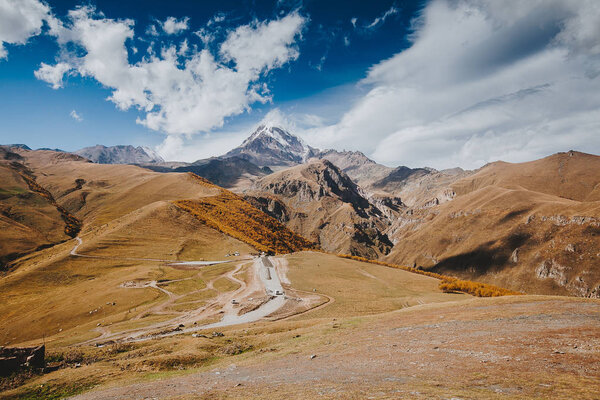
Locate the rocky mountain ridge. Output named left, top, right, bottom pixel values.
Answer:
left=245, top=159, right=394, bottom=259
left=75, top=145, right=164, bottom=164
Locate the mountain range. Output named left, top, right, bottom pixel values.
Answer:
left=2, top=127, right=599, bottom=298
left=75, top=144, right=164, bottom=164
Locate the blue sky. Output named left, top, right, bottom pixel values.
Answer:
left=1, top=0, right=599, bottom=168
left=0, top=0, right=419, bottom=152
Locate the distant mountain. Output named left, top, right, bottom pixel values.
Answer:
left=223, top=125, right=318, bottom=167
left=75, top=145, right=164, bottom=164
left=144, top=156, right=272, bottom=189
left=315, top=149, right=392, bottom=188
left=1, top=145, right=65, bottom=152
left=369, top=166, right=472, bottom=208
left=3, top=144, right=31, bottom=150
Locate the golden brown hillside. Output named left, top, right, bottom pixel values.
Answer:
left=0, top=199, right=256, bottom=346
left=11, top=148, right=221, bottom=230
left=453, top=150, right=600, bottom=201
left=0, top=149, right=315, bottom=345
left=0, top=149, right=598, bottom=400
left=0, top=147, right=74, bottom=268
left=0, top=147, right=226, bottom=270
left=384, top=151, right=600, bottom=298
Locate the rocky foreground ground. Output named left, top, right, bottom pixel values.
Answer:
left=72, top=296, right=600, bottom=400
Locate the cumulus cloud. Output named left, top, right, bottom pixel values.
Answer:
left=0, top=0, right=50, bottom=59
left=70, top=109, right=82, bottom=121
left=34, top=61, right=70, bottom=88
left=160, top=16, right=189, bottom=35
left=35, top=7, right=306, bottom=138
left=305, top=0, right=600, bottom=169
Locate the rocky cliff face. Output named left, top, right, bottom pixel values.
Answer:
left=245, top=159, right=393, bottom=259
left=315, top=149, right=392, bottom=187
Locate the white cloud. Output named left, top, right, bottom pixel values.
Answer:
left=70, top=109, right=82, bottom=121
left=194, top=28, right=214, bottom=46
left=34, top=61, right=70, bottom=88
left=160, top=16, right=189, bottom=35
left=219, top=12, right=305, bottom=76
left=0, top=0, right=50, bottom=59
left=35, top=7, right=306, bottom=138
left=306, top=0, right=600, bottom=169
left=207, top=13, right=225, bottom=27
left=155, top=130, right=248, bottom=162
left=177, top=39, right=188, bottom=56
left=365, top=5, right=399, bottom=30
left=146, top=24, right=159, bottom=37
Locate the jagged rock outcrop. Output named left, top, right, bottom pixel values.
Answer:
left=314, top=149, right=392, bottom=187
left=245, top=159, right=393, bottom=259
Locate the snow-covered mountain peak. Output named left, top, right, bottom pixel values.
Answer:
left=225, top=125, right=318, bottom=166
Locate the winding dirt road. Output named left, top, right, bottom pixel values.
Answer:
left=71, top=237, right=291, bottom=344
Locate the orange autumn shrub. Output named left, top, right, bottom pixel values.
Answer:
left=174, top=178, right=316, bottom=254
left=438, top=278, right=521, bottom=297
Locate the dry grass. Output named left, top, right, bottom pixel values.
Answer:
left=338, top=254, right=522, bottom=297
left=283, top=251, right=467, bottom=319
left=213, top=277, right=240, bottom=293
left=160, top=278, right=206, bottom=296
left=4, top=296, right=597, bottom=400
left=174, top=290, right=219, bottom=304
left=9, top=162, right=81, bottom=237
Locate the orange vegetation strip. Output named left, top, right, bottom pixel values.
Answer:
left=175, top=174, right=316, bottom=254
left=337, top=254, right=522, bottom=297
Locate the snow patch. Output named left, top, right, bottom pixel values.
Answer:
left=140, top=146, right=165, bottom=162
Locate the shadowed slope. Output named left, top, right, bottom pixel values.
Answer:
left=385, top=151, right=600, bottom=297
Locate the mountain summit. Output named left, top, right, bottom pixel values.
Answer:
left=223, top=125, right=318, bottom=167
